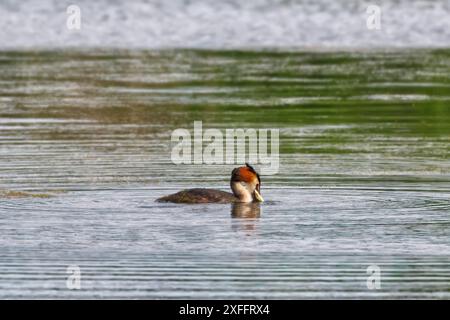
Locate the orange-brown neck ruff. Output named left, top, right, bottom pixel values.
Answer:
left=237, top=167, right=257, bottom=184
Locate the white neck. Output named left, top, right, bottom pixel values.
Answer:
left=231, top=181, right=253, bottom=202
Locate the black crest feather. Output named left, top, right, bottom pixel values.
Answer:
left=245, top=163, right=261, bottom=185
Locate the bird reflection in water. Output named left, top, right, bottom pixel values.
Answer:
left=231, top=202, right=261, bottom=233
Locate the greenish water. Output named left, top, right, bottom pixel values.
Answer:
left=0, top=49, right=449, bottom=299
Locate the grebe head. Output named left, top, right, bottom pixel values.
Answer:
left=230, top=163, right=264, bottom=203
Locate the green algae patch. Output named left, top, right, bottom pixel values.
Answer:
left=0, top=190, right=54, bottom=199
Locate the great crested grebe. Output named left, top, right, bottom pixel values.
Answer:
left=156, top=163, right=264, bottom=203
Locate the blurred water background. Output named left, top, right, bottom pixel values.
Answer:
left=0, top=0, right=449, bottom=299
left=1, top=0, right=450, bottom=49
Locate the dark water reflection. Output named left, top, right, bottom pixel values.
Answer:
left=231, top=202, right=261, bottom=233
left=231, top=202, right=261, bottom=219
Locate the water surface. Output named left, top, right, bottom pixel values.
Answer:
left=2, top=0, right=450, bottom=49
left=0, top=49, right=449, bottom=298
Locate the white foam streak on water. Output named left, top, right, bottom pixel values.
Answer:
left=1, top=0, right=450, bottom=49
